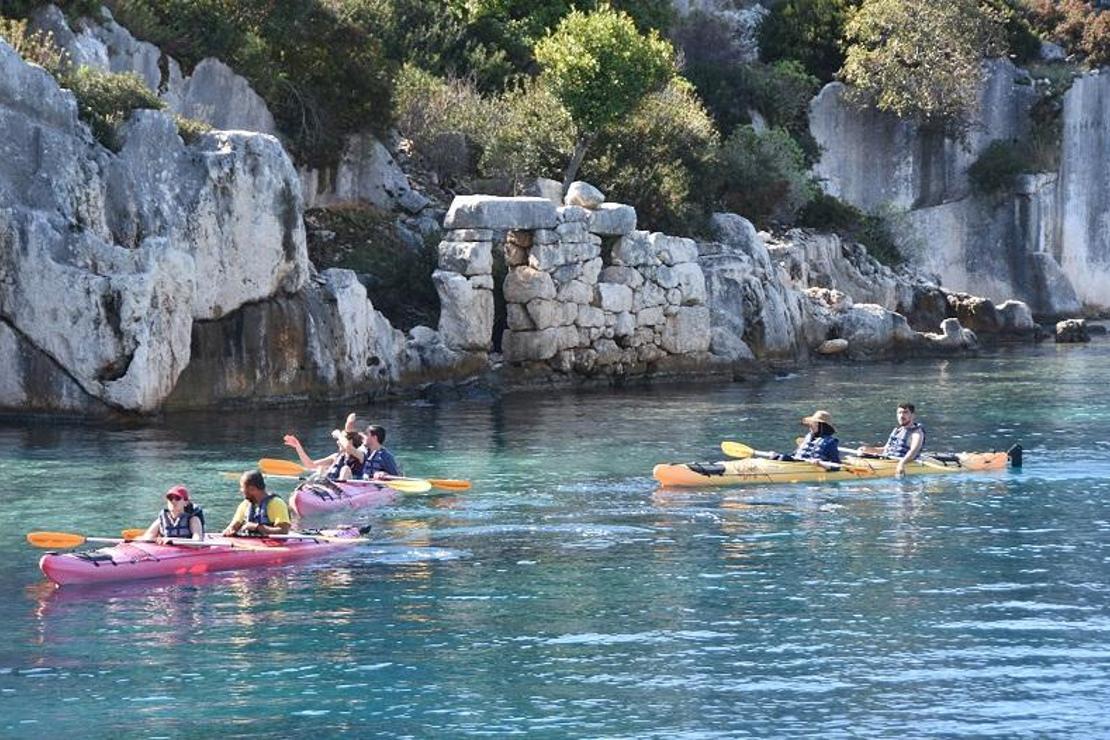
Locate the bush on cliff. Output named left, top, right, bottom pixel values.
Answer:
left=759, top=0, right=855, bottom=83
left=1025, top=0, right=1110, bottom=67
left=582, top=79, right=720, bottom=234
left=713, top=125, right=816, bottom=228
left=968, top=139, right=1030, bottom=194
left=797, top=192, right=903, bottom=265
left=107, top=0, right=398, bottom=167
left=65, top=66, right=165, bottom=150
left=534, top=7, right=676, bottom=186
left=394, top=65, right=574, bottom=190
left=841, top=0, right=1005, bottom=135
left=306, top=205, right=439, bottom=331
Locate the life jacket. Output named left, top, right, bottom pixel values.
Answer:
left=248, top=494, right=280, bottom=525
left=326, top=452, right=365, bottom=480
left=883, top=422, right=926, bottom=458
left=159, top=506, right=205, bottom=539
left=363, top=447, right=400, bottom=477
left=793, top=432, right=840, bottom=462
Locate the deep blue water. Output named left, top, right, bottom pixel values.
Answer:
left=0, top=339, right=1108, bottom=737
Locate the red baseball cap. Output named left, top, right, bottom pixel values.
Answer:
left=165, top=485, right=190, bottom=501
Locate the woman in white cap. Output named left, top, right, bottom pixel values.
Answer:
left=135, top=485, right=206, bottom=542
left=774, top=410, right=841, bottom=463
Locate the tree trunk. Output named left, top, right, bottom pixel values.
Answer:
left=562, top=133, right=595, bottom=191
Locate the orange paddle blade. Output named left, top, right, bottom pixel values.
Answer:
left=258, top=458, right=310, bottom=476
left=428, top=478, right=472, bottom=490
left=120, top=528, right=146, bottom=540
left=27, top=531, right=86, bottom=549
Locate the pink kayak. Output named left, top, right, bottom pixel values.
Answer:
left=290, top=479, right=395, bottom=517
left=39, top=529, right=363, bottom=586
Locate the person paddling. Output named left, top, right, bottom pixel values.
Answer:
left=283, top=428, right=366, bottom=480
left=136, top=485, right=205, bottom=542
left=772, top=410, right=841, bottom=464
left=221, top=470, right=291, bottom=537
left=360, top=424, right=400, bottom=479
left=859, top=402, right=925, bottom=477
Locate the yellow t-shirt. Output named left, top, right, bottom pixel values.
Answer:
left=232, top=496, right=291, bottom=527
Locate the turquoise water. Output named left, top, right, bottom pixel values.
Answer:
left=1, top=340, right=1108, bottom=737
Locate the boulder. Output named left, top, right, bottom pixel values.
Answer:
left=652, top=233, right=699, bottom=266
left=301, top=134, right=429, bottom=213
left=816, top=338, right=849, bottom=355
left=522, top=177, right=563, bottom=205
left=1055, top=318, right=1091, bottom=343
left=564, top=181, right=605, bottom=208
left=177, top=57, right=277, bottom=135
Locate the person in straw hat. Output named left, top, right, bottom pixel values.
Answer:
left=773, top=410, right=841, bottom=463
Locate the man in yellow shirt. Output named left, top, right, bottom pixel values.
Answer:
left=221, top=470, right=291, bottom=537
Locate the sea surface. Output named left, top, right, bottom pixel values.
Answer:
left=0, top=339, right=1108, bottom=738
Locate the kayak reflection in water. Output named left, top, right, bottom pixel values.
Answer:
left=858, top=402, right=926, bottom=477
left=770, top=410, right=841, bottom=464
left=135, top=485, right=205, bottom=542
left=221, top=470, right=292, bottom=537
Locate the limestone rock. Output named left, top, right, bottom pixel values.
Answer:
left=433, top=270, right=493, bottom=351
left=612, top=231, right=658, bottom=267
left=1055, top=318, right=1091, bottom=343
left=588, top=203, right=637, bottom=236
left=652, top=233, right=699, bottom=266
left=504, top=267, right=557, bottom=303
left=444, top=196, right=557, bottom=231
left=301, top=134, right=428, bottom=213
left=438, top=240, right=492, bottom=276
left=660, top=306, right=711, bottom=354
left=522, top=177, right=563, bottom=205
left=596, top=283, right=633, bottom=313
left=564, top=181, right=605, bottom=208
left=178, top=58, right=277, bottom=135
left=816, top=338, right=849, bottom=355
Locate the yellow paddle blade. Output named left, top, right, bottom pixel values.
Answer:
left=720, top=441, right=754, bottom=458
left=121, top=529, right=146, bottom=540
left=258, top=458, right=310, bottom=476
left=27, top=531, right=86, bottom=549
left=428, top=478, right=471, bottom=491
left=383, top=478, right=433, bottom=493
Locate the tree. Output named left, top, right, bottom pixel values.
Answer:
left=840, top=0, right=1004, bottom=134
left=759, top=0, right=857, bottom=83
left=533, top=7, right=676, bottom=187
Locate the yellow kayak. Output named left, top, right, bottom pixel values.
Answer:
left=652, top=448, right=1019, bottom=488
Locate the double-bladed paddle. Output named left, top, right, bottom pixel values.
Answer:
left=27, top=531, right=263, bottom=550
left=256, top=458, right=466, bottom=492
left=719, top=441, right=872, bottom=475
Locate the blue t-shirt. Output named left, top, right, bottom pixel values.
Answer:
left=362, top=447, right=400, bottom=477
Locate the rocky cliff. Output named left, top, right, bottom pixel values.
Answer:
left=810, top=58, right=1108, bottom=317
left=0, top=8, right=1044, bottom=416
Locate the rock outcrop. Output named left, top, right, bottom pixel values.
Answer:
left=810, top=57, right=1110, bottom=317
left=0, top=40, right=306, bottom=413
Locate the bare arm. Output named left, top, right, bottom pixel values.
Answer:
left=189, top=515, right=204, bottom=541
left=895, top=430, right=925, bottom=476
left=135, top=518, right=160, bottom=542
left=284, top=434, right=335, bottom=468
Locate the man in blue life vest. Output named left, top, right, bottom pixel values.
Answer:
left=361, top=424, right=400, bottom=479
left=860, top=402, right=926, bottom=477
left=221, top=470, right=291, bottom=537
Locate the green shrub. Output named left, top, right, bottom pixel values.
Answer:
left=534, top=6, right=676, bottom=184
left=106, top=0, right=398, bottom=167
left=759, top=0, right=856, bottom=83
left=714, top=125, right=817, bottom=228
left=174, top=114, right=212, bottom=144
left=65, top=66, right=165, bottom=150
left=981, top=0, right=1042, bottom=64
left=481, top=79, right=576, bottom=189
left=968, top=140, right=1028, bottom=194
left=582, top=79, right=720, bottom=233
left=0, top=18, right=70, bottom=74
left=306, top=205, right=439, bottom=331
left=797, top=192, right=903, bottom=265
